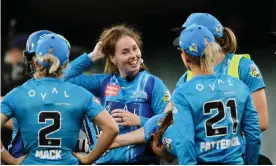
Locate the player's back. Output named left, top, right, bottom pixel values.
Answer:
left=179, top=74, right=249, bottom=164
left=11, top=78, right=91, bottom=165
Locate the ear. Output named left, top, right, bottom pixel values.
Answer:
left=109, top=55, right=116, bottom=65
left=204, top=37, right=209, bottom=45
left=181, top=50, right=188, bottom=64
left=181, top=51, right=192, bottom=70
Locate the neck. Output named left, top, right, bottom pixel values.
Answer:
left=119, top=69, right=139, bottom=79
left=190, top=66, right=213, bottom=77
left=216, top=52, right=226, bottom=65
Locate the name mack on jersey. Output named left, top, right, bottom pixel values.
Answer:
left=35, top=149, right=61, bottom=160
left=200, top=136, right=240, bottom=152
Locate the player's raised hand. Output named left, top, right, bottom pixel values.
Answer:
left=88, top=41, right=105, bottom=62
left=111, top=109, right=140, bottom=126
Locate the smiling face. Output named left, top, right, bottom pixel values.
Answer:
left=100, top=25, right=148, bottom=76
left=109, top=35, right=142, bottom=78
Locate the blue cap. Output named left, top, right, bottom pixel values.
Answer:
left=144, top=113, right=167, bottom=142
left=26, top=30, right=54, bottom=53
left=179, top=24, right=215, bottom=57
left=183, top=13, right=224, bottom=38
left=35, top=34, right=70, bottom=67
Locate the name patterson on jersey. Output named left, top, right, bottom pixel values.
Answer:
left=35, top=149, right=61, bottom=160
left=200, top=136, right=241, bottom=152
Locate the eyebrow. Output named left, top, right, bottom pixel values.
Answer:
left=121, top=44, right=138, bottom=52
left=121, top=48, right=129, bottom=52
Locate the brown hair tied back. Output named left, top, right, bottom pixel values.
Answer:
left=98, top=24, right=148, bottom=74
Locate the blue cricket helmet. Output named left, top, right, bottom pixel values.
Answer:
left=35, top=34, right=70, bottom=67
left=26, top=30, right=54, bottom=53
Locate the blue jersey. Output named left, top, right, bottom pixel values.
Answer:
left=64, top=53, right=170, bottom=164
left=7, top=118, right=23, bottom=158
left=171, top=74, right=261, bottom=164
left=1, top=77, right=104, bottom=165
left=7, top=78, right=35, bottom=158
left=176, top=53, right=265, bottom=93
left=143, top=111, right=196, bottom=165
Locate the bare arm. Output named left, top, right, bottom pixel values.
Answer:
left=251, top=89, right=268, bottom=131
left=242, top=95, right=261, bottom=165
left=77, top=110, right=119, bottom=164
left=163, top=102, right=174, bottom=113
left=110, top=127, right=145, bottom=149
left=1, top=114, right=27, bottom=165
left=151, top=134, right=176, bottom=163
left=3, top=119, right=13, bottom=130
left=1, top=96, right=14, bottom=131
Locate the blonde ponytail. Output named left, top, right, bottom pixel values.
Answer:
left=34, top=54, right=68, bottom=79
left=45, top=54, right=60, bottom=74
left=185, top=42, right=221, bottom=74
left=215, top=27, right=237, bottom=54
left=201, top=42, right=221, bottom=73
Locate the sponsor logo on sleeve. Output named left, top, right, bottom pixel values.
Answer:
left=157, top=118, right=163, bottom=126
left=164, top=137, right=172, bottom=151
left=172, top=106, right=178, bottom=115
left=93, top=97, right=101, bottom=105
left=163, top=91, right=171, bottom=103
left=249, top=64, right=261, bottom=78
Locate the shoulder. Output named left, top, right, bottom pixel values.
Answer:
left=172, top=83, right=190, bottom=97
left=142, top=71, right=166, bottom=85
left=238, top=55, right=256, bottom=67
left=177, top=76, right=203, bottom=92
left=63, top=81, right=93, bottom=97
left=3, top=86, right=23, bottom=102
left=15, top=79, right=35, bottom=92
left=239, top=57, right=262, bottom=78
left=230, top=53, right=258, bottom=71
left=219, top=74, right=245, bottom=85
left=179, top=72, right=188, bottom=80
left=223, top=74, right=250, bottom=93
left=94, top=73, right=111, bottom=78
left=21, top=78, right=35, bottom=86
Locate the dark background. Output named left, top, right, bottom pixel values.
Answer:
left=2, top=0, right=276, bottom=163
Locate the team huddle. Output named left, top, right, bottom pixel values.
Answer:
left=0, top=13, right=269, bottom=165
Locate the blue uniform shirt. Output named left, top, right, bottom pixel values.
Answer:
left=64, top=53, right=170, bottom=164
left=1, top=77, right=104, bottom=165
left=172, top=74, right=261, bottom=164
left=143, top=109, right=197, bottom=165
left=144, top=113, right=167, bottom=142
left=176, top=54, right=265, bottom=93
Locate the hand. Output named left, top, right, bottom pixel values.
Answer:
left=111, top=109, right=140, bottom=126
left=151, top=134, right=165, bottom=157
left=88, top=42, right=105, bottom=62
left=73, top=152, right=90, bottom=165
left=13, top=154, right=28, bottom=165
